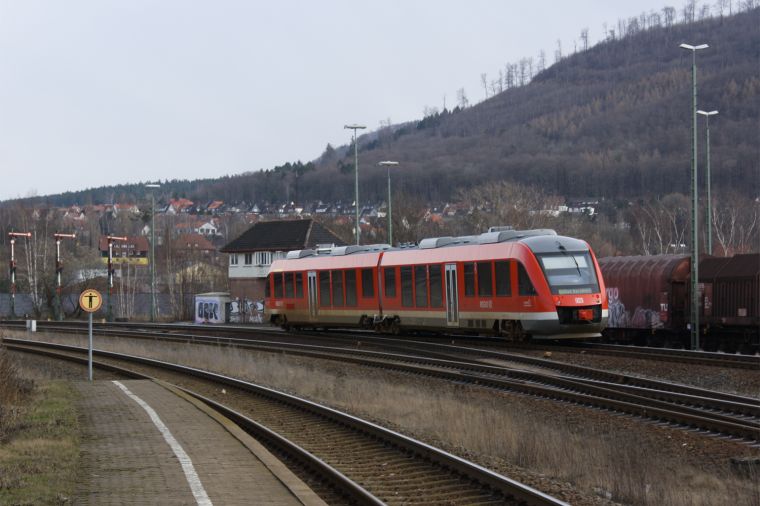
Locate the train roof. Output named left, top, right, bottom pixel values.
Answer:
left=271, top=229, right=592, bottom=271
left=700, top=253, right=760, bottom=279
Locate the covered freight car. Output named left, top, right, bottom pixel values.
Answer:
left=598, top=255, right=689, bottom=346
left=599, top=253, right=759, bottom=351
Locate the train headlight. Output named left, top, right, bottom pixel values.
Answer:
left=554, top=296, right=561, bottom=305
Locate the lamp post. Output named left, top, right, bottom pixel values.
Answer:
left=378, top=161, right=399, bottom=245
left=53, top=233, right=76, bottom=321
left=146, top=183, right=160, bottom=322
left=679, top=42, right=708, bottom=350
left=344, top=124, right=366, bottom=245
left=697, top=110, right=718, bottom=256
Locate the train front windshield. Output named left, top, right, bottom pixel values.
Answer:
left=537, top=252, right=600, bottom=295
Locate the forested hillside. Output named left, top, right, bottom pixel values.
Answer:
left=4, top=6, right=758, bottom=208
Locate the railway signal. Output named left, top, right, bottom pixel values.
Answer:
left=8, top=232, right=32, bottom=318
left=105, top=235, right=128, bottom=322
left=53, top=233, right=76, bottom=321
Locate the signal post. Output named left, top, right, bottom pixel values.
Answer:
left=79, top=288, right=102, bottom=381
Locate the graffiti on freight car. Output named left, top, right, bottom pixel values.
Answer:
left=606, top=287, right=627, bottom=328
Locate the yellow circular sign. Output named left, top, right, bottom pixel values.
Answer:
left=79, top=289, right=103, bottom=313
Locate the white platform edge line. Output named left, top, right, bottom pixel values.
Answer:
left=112, top=381, right=213, bottom=506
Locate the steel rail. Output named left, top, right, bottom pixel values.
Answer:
left=16, top=323, right=759, bottom=415
left=6, top=336, right=759, bottom=443
left=5, top=319, right=758, bottom=368
left=4, top=339, right=569, bottom=506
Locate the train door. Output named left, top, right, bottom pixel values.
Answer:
left=445, top=263, right=459, bottom=326
left=307, top=271, right=318, bottom=320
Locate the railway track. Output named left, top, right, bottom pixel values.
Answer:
left=5, top=325, right=759, bottom=444
left=5, top=339, right=566, bottom=506
left=4, top=319, right=759, bottom=369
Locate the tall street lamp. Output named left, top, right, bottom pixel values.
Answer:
left=146, top=183, right=161, bottom=322
left=697, top=110, right=718, bottom=256
left=378, top=161, right=399, bottom=245
left=344, top=124, right=366, bottom=245
left=679, top=42, right=708, bottom=350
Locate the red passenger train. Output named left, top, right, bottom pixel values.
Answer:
left=264, top=229, right=609, bottom=340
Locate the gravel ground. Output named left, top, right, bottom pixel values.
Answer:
left=506, top=348, right=760, bottom=399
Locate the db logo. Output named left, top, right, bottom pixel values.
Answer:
left=575, top=297, right=584, bottom=304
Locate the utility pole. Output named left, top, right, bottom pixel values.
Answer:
left=146, top=183, right=160, bottom=321
left=378, top=161, right=400, bottom=245
left=8, top=232, right=32, bottom=318
left=53, top=233, right=76, bottom=321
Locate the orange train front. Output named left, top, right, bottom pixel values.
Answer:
left=265, top=229, right=608, bottom=340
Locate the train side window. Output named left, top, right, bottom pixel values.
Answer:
left=319, top=271, right=331, bottom=306
left=274, top=273, right=284, bottom=298
left=361, top=268, right=374, bottom=298
left=495, top=261, right=511, bottom=296
left=332, top=270, right=344, bottom=307
left=265, top=274, right=271, bottom=298
left=477, top=262, right=493, bottom=296
left=384, top=267, right=397, bottom=297
left=518, top=263, right=537, bottom=296
left=401, top=266, right=413, bottom=307
left=345, top=270, right=357, bottom=306
left=464, top=263, right=475, bottom=297
left=415, top=265, right=428, bottom=307
left=285, top=272, right=294, bottom=298
left=429, top=264, right=443, bottom=308
left=295, top=272, right=303, bottom=298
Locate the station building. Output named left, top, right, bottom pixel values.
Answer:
left=220, top=219, right=345, bottom=303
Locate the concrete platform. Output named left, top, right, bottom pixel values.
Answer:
left=73, top=379, right=326, bottom=505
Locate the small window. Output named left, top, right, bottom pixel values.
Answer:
left=230, top=255, right=238, bottom=265
left=401, top=266, right=413, bottom=307
left=295, top=272, right=304, bottom=298
left=518, top=263, right=537, bottom=296
left=319, top=271, right=331, bottom=306
left=429, top=264, right=443, bottom=307
left=361, top=268, right=374, bottom=298
left=477, top=262, right=493, bottom=296
left=384, top=267, right=396, bottom=297
left=415, top=265, right=428, bottom=307
left=495, top=261, right=511, bottom=296
left=265, top=274, right=271, bottom=298
left=331, top=270, right=344, bottom=307
left=345, top=270, right=357, bottom=306
left=285, top=272, right=294, bottom=298
left=274, top=273, right=284, bottom=298
left=244, top=253, right=253, bottom=265
left=464, top=263, right=475, bottom=297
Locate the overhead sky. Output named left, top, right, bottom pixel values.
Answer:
left=1, top=0, right=672, bottom=201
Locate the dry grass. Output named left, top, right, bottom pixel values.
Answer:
left=14, top=330, right=760, bottom=506
left=0, top=346, right=34, bottom=442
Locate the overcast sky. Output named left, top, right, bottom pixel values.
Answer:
left=0, top=0, right=672, bottom=201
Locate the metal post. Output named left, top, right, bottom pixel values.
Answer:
left=698, top=110, right=718, bottom=256
left=9, top=238, right=16, bottom=319
left=388, top=167, right=392, bottom=245
left=53, top=233, right=76, bottom=321
left=151, top=192, right=156, bottom=322
left=8, top=232, right=31, bottom=319
left=107, top=240, right=113, bottom=322
left=88, top=311, right=93, bottom=381
left=690, top=49, right=699, bottom=350
left=680, top=43, right=708, bottom=351
left=344, top=124, right=366, bottom=245
left=378, top=161, right=399, bottom=246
